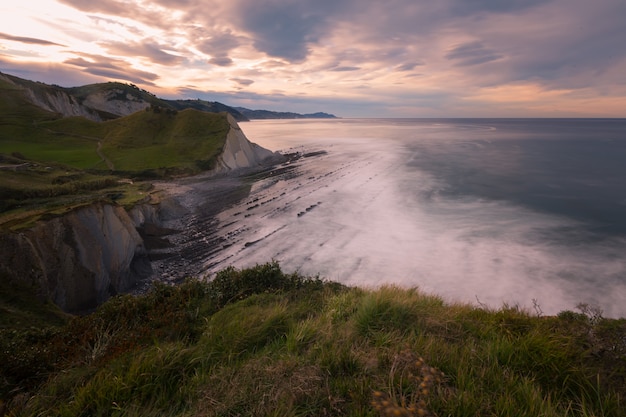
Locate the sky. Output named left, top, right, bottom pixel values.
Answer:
left=1, top=0, right=625, bottom=117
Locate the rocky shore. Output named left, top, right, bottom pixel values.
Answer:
left=133, top=152, right=305, bottom=290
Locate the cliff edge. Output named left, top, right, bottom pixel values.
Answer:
left=0, top=204, right=151, bottom=312
left=215, top=114, right=282, bottom=172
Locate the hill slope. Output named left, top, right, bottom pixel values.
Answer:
left=0, top=75, right=277, bottom=229
left=94, top=107, right=230, bottom=173
left=1, top=262, right=624, bottom=416
left=0, top=72, right=248, bottom=121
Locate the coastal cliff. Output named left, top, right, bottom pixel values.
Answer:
left=215, top=114, right=281, bottom=172
left=0, top=71, right=286, bottom=312
left=0, top=204, right=148, bottom=312
left=0, top=71, right=247, bottom=121
left=23, top=87, right=106, bottom=121
left=0, top=115, right=280, bottom=312
left=0, top=72, right=145, bottom=122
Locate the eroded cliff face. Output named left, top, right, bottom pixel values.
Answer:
left=0, top=73, right=151, bottom=122
left=23, top=88, right=104, bottom=121
left=23, top=86, right=151, bottom=121
left=0, top=204, right=152, bottom=312
left=80, top=89, right=151, bottom=118
left=215, top=114, right=282, bottom=172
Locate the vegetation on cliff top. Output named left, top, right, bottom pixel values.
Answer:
left=1, top=262, right=625, bottom=416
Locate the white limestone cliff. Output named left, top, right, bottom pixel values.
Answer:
left=23, top=88, right=104, bottom=121
left=81, top=89, right=151, bottom=117
left=215, top=114, right=280, bottom=172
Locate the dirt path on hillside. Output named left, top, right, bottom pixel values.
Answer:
left=96, top=141, right=115, bottom=170
left=40, top=126, right=115, bottom=170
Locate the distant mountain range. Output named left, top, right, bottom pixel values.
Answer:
left=0, top=71, right=336, bottom=121
left=234, top=108, right=337, bottom=120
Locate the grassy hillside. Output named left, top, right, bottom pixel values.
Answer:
left=99, top=107, right=229, bottom=172
left=0, top=78, right=231, bottom=229
left=1, top=71, right=248, bottom=122
left=1, top=103, right=229, bottom=174
left=1, top=262, right=624, bottom=416
left=0, top=77, right=60, bottom=126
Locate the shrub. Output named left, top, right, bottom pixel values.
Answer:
left=354, top=286, right=443, bottom=337
left=209, top=260, right=325, bottom=308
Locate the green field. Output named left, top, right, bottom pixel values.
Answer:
left=1, top=262, right=624, bottom=416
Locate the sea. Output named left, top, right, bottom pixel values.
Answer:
left=197, top=118, right=626, bottom=317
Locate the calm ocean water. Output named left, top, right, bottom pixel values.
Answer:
left=398, top=119, right=626, bottom=237
left=219, top=118, right=626, bottom=316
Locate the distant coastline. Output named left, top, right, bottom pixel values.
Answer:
left=235, top=107, right=337, bottom=120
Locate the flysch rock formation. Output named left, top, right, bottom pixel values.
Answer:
left=80, top=89, right=151, bottom=118
left=0, top=204, right=150, bottom=312
left=22, top=87, right=104, bottom=121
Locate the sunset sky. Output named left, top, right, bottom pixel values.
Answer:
left=1, top=0, right=625, bottom=117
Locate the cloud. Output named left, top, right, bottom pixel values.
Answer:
left=448, top=0, right=547, bottom=16
left=331, top=66, right=361, bottom=72
left=64, top=53, right=159, bottom=85
left=196, top=31, right=243, bottom=67
left=0, top=32, right=66, bottom=47
left=227, top=0, right=346, bottom=62
left=4, top=0, right=626, bottom=116
left=395, top=62, right=424, bottom=71
left=0, top=56, right=101, bottom=86
left=57, top=0, right=174, bottom=31
left=56, top=0, right=128, bottom=16
left=449, top=0, right=626, bottom=90
left=445, top=41, right=503, bottom=67
left=101, top=40, right=185, bottom=65
left=196, top=32, right=241, bottom=56
left=209, top=56, right=234, bottom=67
left=230, top=77, right=254, bottom=86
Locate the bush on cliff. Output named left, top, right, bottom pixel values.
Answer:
left=1, top=262, right=625, bottom=416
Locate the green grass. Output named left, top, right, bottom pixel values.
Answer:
left=0, top=279, right=68, bottom=329
left=0, top=138, right=101, bottom=168
left=0, top=156, right=153, bottom=230
left=99, top=107, right=229, bottom=172
left=2, top=261, right=624, bottom=416
left=9, top=108, right=230, bottom=173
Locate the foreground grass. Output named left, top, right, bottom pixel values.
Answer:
left=1, top=261, right=625, bottom=416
